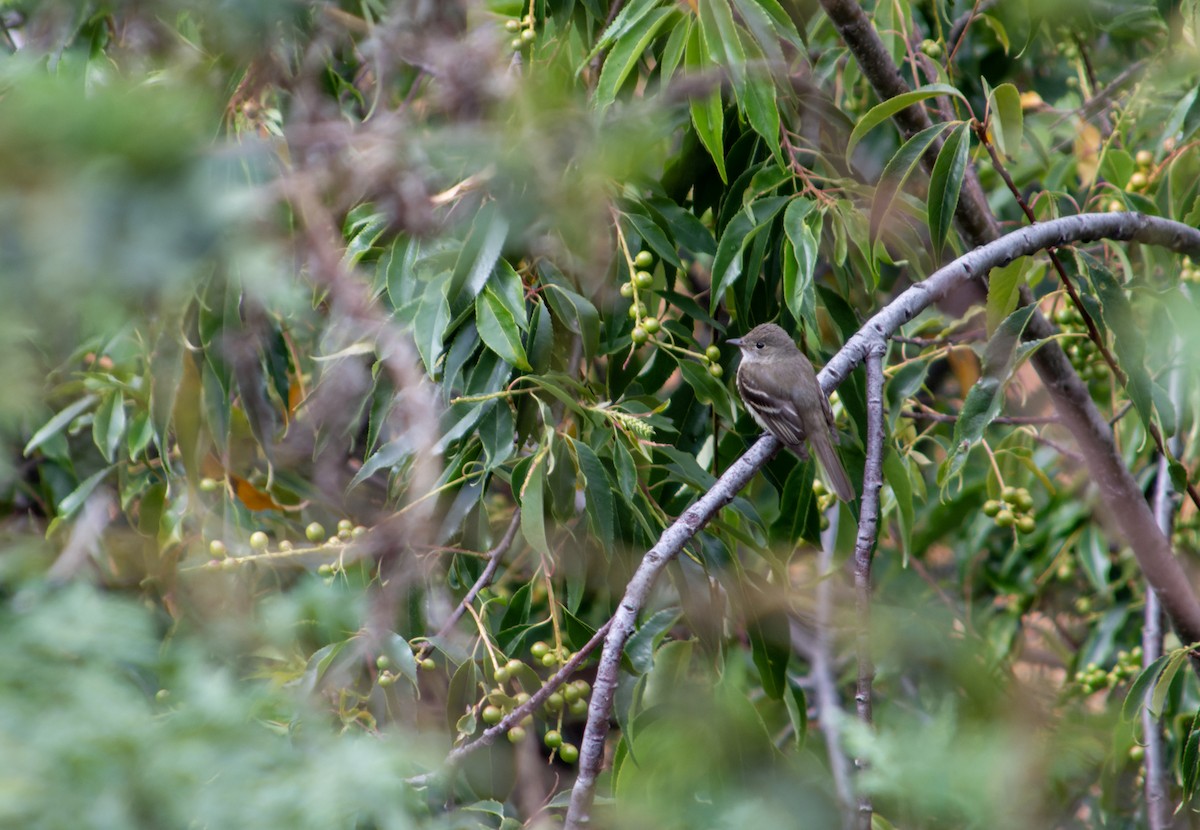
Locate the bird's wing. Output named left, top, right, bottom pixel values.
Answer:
left=738, top=362, right=808, bottom=446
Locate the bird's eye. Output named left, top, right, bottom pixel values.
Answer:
left=755, top=341, right=764, bottom=349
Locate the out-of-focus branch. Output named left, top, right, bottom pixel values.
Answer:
left=813, top=507, right=856, bottom=829
left=851, top=347, right=886, bottom=830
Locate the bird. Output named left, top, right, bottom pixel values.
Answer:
left=727, top=323, right=855, bottom=501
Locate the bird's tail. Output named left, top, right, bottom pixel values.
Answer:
left=810, top=428, right=855, bottom=501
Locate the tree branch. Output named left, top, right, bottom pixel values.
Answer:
left=852, top=346, right=886, bottom=830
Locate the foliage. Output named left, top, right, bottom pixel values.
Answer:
left=2, top=0, right=1200, bottom=828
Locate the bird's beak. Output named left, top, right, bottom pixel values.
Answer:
left=727, top=337, right=742, bottom=347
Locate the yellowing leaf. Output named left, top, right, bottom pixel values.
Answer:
left=1074, top=120, right=1102, bottom=186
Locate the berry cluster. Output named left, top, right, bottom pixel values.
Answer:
left=202, top=508, right=366, bottom=576
left=1181, top=256, right=1199, bottom=285
left=1054, top=306, right=1111, bottom=395
left=982, top=486, right=1037, bottom=534
left=1073, top=647, right=1142, bottom=695
left=504, top=14, right=536, bottom=51
left=621, top=249, right=662, bottom=346
left=478, top=640, right=591, bottom=764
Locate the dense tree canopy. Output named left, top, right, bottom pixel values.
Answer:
left=3, top=1, right=1200, bottom=828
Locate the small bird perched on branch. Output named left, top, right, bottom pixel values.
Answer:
left=728, top=323, right=855, bottom=501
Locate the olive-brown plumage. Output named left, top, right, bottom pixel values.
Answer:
left=728, top=323, right=854, bottom=501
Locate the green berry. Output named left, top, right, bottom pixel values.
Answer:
left=631, top=326, right=649, bottom=345
left=306, top=522, right=325, bottom=542
left=199, top=477, right=220, bottom=492
left=573, top=679, right=591, bottom=696
left=521, top=27, right=535, bottom=42
left=506, top=658, right=524, bottom=674
left=641, top=317, right=660, bottom=334
left=511, top=37, right=523, bottom=51
left=546, top=692, right=564, bottom=711
left=569, top=697, right=588, bottom=716
left=1016, top=515, right=1036, bottom=534
left=620, top=282, right=634, bottom=298
left=1001, top=486, right=1019, bottom=504
left=544, top=729, right=563, bottom=748
left=482, top=705, right=503, bottom=724
left=249, top=531, right=269, bottom=550
left=420, top=658, right=436, bottom=671
left=708, top=363, right=723, bottom=379
left=531, top=641, right=550, bottom=659
left=635, top=270, right=654, bottom=290
left=541, top=652, right=558, bottom=667
left=629, top=302, right=648, bottom=319
left=378, top=673, right=395, bottom=687
left=705, top=345, right=721, bottom=362
left=559, top=742, right=579, bottom=763
left=995, top=509, right=1015, bottom=528
left=515, top=692, right=531, bottom=706
left=1128, top=171, right=1148, bottom=190
left=209, top=539, right=227, bottom=558
left=1015, top=489, right=1034, bottom=512
left=505, top=19, right=519, bottom=32
left=982, top=500, right=1002, bottom=518
left=494, top=667, right=511, bottom=683
left=376, top=655, right=391, bottom=670
left=634, top=250, right=654, bottom=269
left=507, top=726, right=526, bottom=743
left=563, top=684, right=581, bottom=703
left=337, top=519, right=353, bottom=533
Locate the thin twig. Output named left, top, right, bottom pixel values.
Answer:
left=852, top=347, right=887, bottom=830
left=421, top=508, right=522, bottom=657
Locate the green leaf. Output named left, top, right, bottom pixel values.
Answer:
left=92, top=389, right=126, bottom=464
left=985, top=256, right=1029, bottom=336
left=743, top=581, right=789, bottom=699
left=58, top=465, right=114, bottom=519
left=570, top=437, right=615, bottom=551
left=685, top=22, right=726, bottom=182
left=927, top=122, right=970, bottom=257
left=1121, top=651, right=1173, bottom=721
left=519, top=456, right=551, bottom=558
left=882, top=450, right=914, bottom=559
left=710, top=195, right=789, bottom=310
left=412, top=275, right=451, bottom=376
left=678, top=358, right=736, bottom=423
left=447, top=204, right=508, bottom=316
left=126, top=410, right=154, bottom=461
left=478, top=402, right=516, bottom=470
left=1084, top=253, right=1155, bottom=437
left=871, top=122, right=954, bottom=244
left=594, top=8, right=675, bottom=111
left=492, top=259, right=528, bottom=331
left=697, top=0, right=747, bottom=96
left=783, top=677, right=808, bottom=750
left=626, top=608, right=681, bottom=674
left=476, top=287, right=531, bottom=371
left=24, top=394, right=97, bottom=456
left=587, top=0, right=662, bottom=61
left=782, top=198, right=818, bottom=326
left=737, top=31, right=782, bottom=163
left=988, top=83, right=1023, bottom=159
left=939, top=304, right=1038, bottom=484
left=526, top=298, right=554, bottom=375
left=624, top=210, right=684, bottom=270
left=845, top=85, right=967, bottom=165
left=542, top=281, right=600, bottom=360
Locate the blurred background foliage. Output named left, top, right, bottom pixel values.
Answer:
left=1, top=0, right=1200, bottom=827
